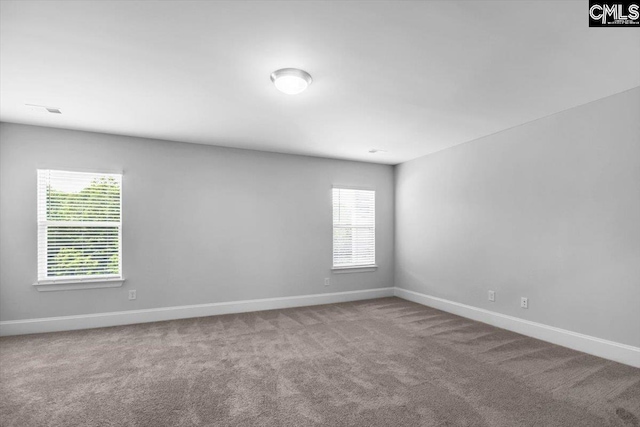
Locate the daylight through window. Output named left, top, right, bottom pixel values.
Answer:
left=332, top=187, right=375, bottom=268
left=37, top=170, right=122, bottom=282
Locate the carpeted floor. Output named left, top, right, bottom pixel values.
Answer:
left=1, top=297, right=639, bottom=427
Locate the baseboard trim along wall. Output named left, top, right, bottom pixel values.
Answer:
left=0, top=287, right=395, bottom=337
left=2, top=286, right=638, bottom=368
left=394, top=287, right=640, bottom=368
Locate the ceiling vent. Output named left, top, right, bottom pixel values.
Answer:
left=25, top=104, right=62, bottom=114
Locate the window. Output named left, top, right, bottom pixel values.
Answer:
left=37, top=170, right=122, bottom=285
left=332, top=187, right=375, bottom=268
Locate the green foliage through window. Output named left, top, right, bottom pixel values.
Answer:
left=38, top=171, right=122, bottom=279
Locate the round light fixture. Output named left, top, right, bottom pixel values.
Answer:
left=270, top=68, right=312, bottom=95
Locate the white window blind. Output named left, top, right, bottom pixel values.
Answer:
left=332, top=187, right=375, bottom=268
left=37, top=170, right=122, bottom=282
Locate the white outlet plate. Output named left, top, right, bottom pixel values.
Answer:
left=129, top=290, right=137, bottom=300
left=488, top=290, right=495, bottom=302
left=324, top=278, right=330, bottom=287
left=521, top=297, right=528, bottom=309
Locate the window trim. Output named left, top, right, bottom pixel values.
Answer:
left=33, top=277, right=125, bottom=292
left=331, top=186, right=376, bottom=270
left=331, top=265, right=378, bottom=274
left=34, top=169, right=124, bottom=291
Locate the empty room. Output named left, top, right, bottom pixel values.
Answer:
left=0, top=1, right=639, bottom=426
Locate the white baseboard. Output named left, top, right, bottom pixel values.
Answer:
left=4, top=286, right=637, bottom=368
left=394, top=287, right=640, bottom=368
left=0, top=287, right=395, bottom=337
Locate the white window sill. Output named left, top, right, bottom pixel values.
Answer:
left=33, top=277, right=125, bottom=292
left=331, top=265, right=378, bottom=274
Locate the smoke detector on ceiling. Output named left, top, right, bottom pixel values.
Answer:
left=25, top=104, right=62, bottom=114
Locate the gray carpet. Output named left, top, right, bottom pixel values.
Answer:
left=1, top=297, right=639, bottom=427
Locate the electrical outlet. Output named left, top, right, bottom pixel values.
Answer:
left=128, top=290, right=137, bottom=300
left=521, top=297, right=528, bottom=309
left=324, top=278, right=330, bottom=287
left=488, top=290, right=495, bottom=302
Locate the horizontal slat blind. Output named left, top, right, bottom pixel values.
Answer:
left=37, top=170, right=122, bottom=281
left=332, top=188, right=375, bottom=267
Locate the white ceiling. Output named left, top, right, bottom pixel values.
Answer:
left=1, top=1, right=638, bottom=165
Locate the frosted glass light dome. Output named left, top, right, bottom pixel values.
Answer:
left=270, top=68, right=312, bottom=95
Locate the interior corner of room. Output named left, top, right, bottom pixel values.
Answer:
left=2, top=87, right=639, bottom=366
left=1, top=1, right=639, bottom=425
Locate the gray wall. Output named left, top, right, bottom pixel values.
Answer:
left=395, top=88, right=640, bottom=347
left=0, top=123, right=394, bottom=321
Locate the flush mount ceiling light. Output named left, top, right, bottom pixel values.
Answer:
left=270, top=68, right=312, bottom=95
left=25, top=104, right=62, bottom=114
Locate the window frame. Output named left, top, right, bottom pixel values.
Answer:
left=331, top=186, right=377, bottom=272
left=34, top=169, right=125, bottom=291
